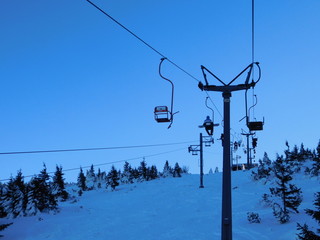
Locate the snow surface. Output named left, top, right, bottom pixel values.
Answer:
left=1, top=170, right=319, bottom=240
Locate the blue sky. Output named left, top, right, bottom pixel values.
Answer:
left=1, top=0, right=320, bottom=182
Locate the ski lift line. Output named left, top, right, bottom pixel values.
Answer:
left=0, top=141, right=197, bottom=156
left=85, top=0, right=200, bottom=83
left=0, top=147, right=186, bottom=182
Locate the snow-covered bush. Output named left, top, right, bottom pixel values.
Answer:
left=247, top=212, right=261, bottom=223
left=272, top=203, right=290, bottom=224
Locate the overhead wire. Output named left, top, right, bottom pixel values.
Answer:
left=0, top=141, right=195, bottom=156
left=0, top=147, right=186, bottom=182
left=251, top=0, right=256, bottom=119
left=85, top=0, right=199, bottom=83
left=85, top=0, right=223, bottom=122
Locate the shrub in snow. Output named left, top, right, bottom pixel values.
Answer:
left=247, top=212, right=261, bottom=223
left=182, top=166, right=189, bottom=174
left=261, top=193, right=274, bottom=207
left=272, top=203, right=290, bottom=224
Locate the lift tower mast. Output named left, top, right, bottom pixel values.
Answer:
left=198, top=62, right=260, bottom=240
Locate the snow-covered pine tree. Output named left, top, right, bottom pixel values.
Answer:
left=77, top=167, right=87, bottom=191
left=121, top=161, right=134, bottom=184
left=52, top=165, right=68, bottom=201
left=208, top=168, right=214, bottom=174
left=3, top=171, right=26, bottom=218
left=149, top=165, right=158, bottom=180
left=173, top=162, right=182, bottom=177
left=269, top=156, right=302, bottom=223
left=214, top=167, right=219, bottom=173
left=284, top=142, right=302, bottom=173
left=0, top=183, right=7, bottom=218
left=252, top=152, right=272, bottom=182
left=297, top=192, right=320, bottom=239
left=0, top=222, right=13, bottom=237
left=296, top=223, right=320, bottom=240
left=298, top=192, right=320, bottom=239
left=305, top=192, right=320, bottom=229
left=162, top=161, right=173, bottom=178
left=106, top=166, right=119, bottom=191
left=86, top=164, right=96, bottom=190
left=138, top=160, right=149, bottom=181
left=310, top=141, right=320, bottom=177
left=96, top=168, right=106, bottom=188
left=26, top=165, right=57, bottom=216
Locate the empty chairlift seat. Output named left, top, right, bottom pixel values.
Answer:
left=154, top=106, right=171, bottom=123
left=247, top=121, right=263, bottom=131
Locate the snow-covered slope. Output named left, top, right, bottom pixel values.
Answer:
left=1, top=170, right=319, bottom=240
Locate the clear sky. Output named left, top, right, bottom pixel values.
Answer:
left=1, top=0, right=320, bottom=182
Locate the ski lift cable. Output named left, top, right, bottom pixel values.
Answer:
left=0, top=141, right=196, bottom=156
left=85, top=0, right=221, bottom=123
left=251, top=0, right=255, bottom=119
left=85, top=0, right=200, bottom=83
left=0, top=147, right=187, bottom=182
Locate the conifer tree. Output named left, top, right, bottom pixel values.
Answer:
left=149, top=165, right=158, bottom=180
left=252, top=152, right=272, bottom=182
left=96, top=168, right=106, bottom=188
left=121, top=161, right=134, bottom=184
left=77, top=167, right=87, bottom=191
left=162, top=161, right=172, bottom=177
left=310, top=141, right=320, bottom=177
left=86, top=165, right=96, bottom=190
left=52, top=165, right=68, bottom=201
left=0, top=222, right=13, bottom=237
left=173, top=162, right=182, bottom=177
left=26, top=165, right=57, bottom=215
left=3, top=173, right=25, bottom=218
left=138, top=160, right=148, bottom=181
left=0, top=183, right=7, bottom=218
left=297, top=192, right=320, bottom=239
left=106, top=166, right=119, bottom=191
left=269, top=156, right=302, bottom=223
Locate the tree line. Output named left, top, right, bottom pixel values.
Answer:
left=249, top=141, right=320, bottom=239
left=0, top=160, right=186, bottom=235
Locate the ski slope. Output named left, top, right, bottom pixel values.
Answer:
left=1, top=170, right=319, bottom=240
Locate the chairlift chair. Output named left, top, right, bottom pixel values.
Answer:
left=154, top=58, right=178, bottom=128
left=246, top=94, right=264, bottom=131
left=154, top=106, right=171, bottom=123
left=247, top=121, right=263, bottom=131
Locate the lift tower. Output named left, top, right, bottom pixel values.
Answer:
left=198, top=62, right=260, bottom=240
